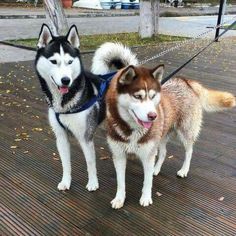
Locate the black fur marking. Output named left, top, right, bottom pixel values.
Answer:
left=108, top=58, right=125, bottom=70
left=36, top=36, right=80, bottom=59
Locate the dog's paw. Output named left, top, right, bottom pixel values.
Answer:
left=177, top=169, right=188, bottom=178
left=111, top=197, right=125, bottom=209
left=139, top=194, right=153, bottom=207
left=153, top=167, right=161, bottom=176
left=57, top=177, right=71, bottom=191
left=86, top=179, right=99, bottom=191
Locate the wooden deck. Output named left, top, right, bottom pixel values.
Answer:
left=0, top=38, right=236, bottom=235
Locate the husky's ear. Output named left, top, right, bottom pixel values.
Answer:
left=66, top=25, right=80, bottom=48
left=151, top=64, right=165, bottom=82
left=118, top=66, right=136, bottom=85
left=37, top=24, right=53, bottom=48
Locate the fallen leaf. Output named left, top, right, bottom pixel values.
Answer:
left=100, top=156, right=110, bottom=160
left=156, top=191, right=163, bottom=197
left=218, top=196, right=224, bottom=201
left=168, top=155, right=174, bottom=159
left=52, top=152, right=60, bottom=160
left=32, top=128, right=43, bottom=132
left=23, top=151, right=29, bottom=154
left=100, top=147, right=105, bottom=150
left=10, top=146, right=18, bottom=149
left=14, top=138, right=21, bottom=142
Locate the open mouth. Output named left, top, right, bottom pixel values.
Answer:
left=132, top=110, right=153, bottom=129
left=58, top=86, right=69, bottom=95
left=51, top=76, right=69, bottom=95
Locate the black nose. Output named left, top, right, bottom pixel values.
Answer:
left=61, top=77, right=70, bottom=86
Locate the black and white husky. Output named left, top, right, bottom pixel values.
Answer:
left=35, top=24, right=138, bottom=191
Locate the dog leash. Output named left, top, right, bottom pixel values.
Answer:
left=161, top=19, right=236, bottom=85
left=55, top=71, right=117, bottom=130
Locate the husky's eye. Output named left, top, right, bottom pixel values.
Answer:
left=68, top=60, right=73, bottom=65
left=133, top=94, right=142, bottom=100
left=50, top=60, right=57, bottom=65
left=150, top=94, right=156, bottom=99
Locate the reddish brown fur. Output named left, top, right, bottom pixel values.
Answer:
left=117, top=66, right=161, bottom=95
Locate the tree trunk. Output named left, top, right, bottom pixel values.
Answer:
left=43, top=0, right=69, bottom=36
left=139, top=0, right=160, bottom=38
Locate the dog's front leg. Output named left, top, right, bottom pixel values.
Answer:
left=139, top=153, right=155, bottom=207
left=111, top=152, right=127, bottom=209
left=49, top=109, right=71, bottom=191
left=78, top=139, right=99, bottom=191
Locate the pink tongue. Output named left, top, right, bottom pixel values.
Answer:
left=59, top=87, right=69, bottom=94
left=139, top=120, right=153, bottom=129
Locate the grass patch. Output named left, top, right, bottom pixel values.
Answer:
left=7, top=32, right=187, bottom=51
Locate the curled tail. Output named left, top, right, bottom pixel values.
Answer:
left=190, top=81, right=236, bottom=112
left=91, top=42, right=138, bottom=75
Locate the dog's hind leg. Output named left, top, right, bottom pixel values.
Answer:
left=78, top=139, right=99, bottom=191
left=176, top=123, right=201, bottom=178
left=177, top=141, right=193, bottom=178
left=154, top=136, right=169, bottom=176
left=176, top=106, right=202, bottom=178
left=49, top=109, right=71, bottom=191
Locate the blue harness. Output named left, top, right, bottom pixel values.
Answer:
left=55, top=71, right=117, bottom=130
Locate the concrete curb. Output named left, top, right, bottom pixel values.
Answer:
left=0, top=12, right=138, bottom=19
left=1, top=11, right=236, bottom=19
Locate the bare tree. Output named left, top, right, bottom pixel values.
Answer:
left=43, top=0, right=69, bottom=36
left=139, top=0, right=160, bottom=38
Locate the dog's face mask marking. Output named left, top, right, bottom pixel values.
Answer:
left=117, top=65, right=164, bottom=129
left=36, top=24, right=81, bottom=95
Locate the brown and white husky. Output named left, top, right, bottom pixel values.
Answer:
left=93, top=43, right=236, bottom=209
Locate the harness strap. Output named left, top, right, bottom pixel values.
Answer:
left=55, top=112, right=67, bottom=130
left=54, top=71, right=117, bottom=130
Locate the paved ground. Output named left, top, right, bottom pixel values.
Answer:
left=0, top=44, right=36, bottom=63
left=0, top=38, right=236, bottom=236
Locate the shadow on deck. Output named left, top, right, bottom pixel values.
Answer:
left=0, top=38, right=236, bottom=235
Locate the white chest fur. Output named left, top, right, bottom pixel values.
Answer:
left=107, top=127, right=157, bottom=159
